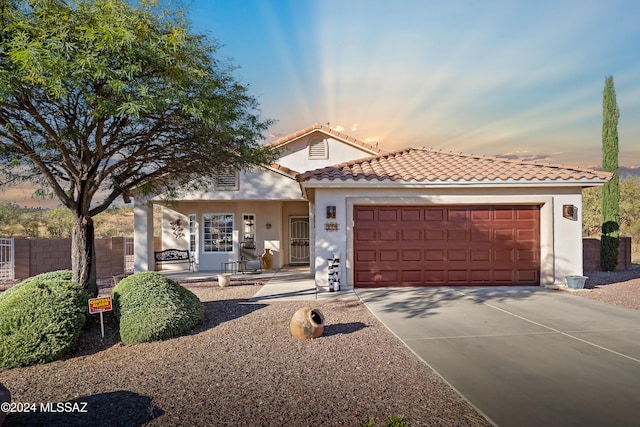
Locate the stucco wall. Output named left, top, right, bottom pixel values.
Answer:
left=276, top=135, right=377, bottom=172
left=163, top=168, right=303, bottom=201
left=155, top=200, right=308, bottom=271
left=312, top=186, right=584, bottom=289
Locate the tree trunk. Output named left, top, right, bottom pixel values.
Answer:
left=72, top=214, right=98, bottom=296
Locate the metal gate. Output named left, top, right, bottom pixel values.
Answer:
left=0, top=238, right=14, bottom=280
left=289, top=216, right=310, bottom=264
left=124, top=237, right=134, bottom=273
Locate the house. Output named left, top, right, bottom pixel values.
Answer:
left=133, top=124, right=611, bottom=289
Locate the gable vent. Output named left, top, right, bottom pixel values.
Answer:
left=214, top=170, right=239, bottom=190
left=308, top=138, right=328, bottom=159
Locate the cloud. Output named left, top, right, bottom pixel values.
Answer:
left=495, top=151, right=554, bottom=162
left=351, top=123, right=358, bottom=132
left=333, top=125, right=345, bottom=132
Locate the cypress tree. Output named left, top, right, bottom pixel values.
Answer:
left=600, top=75, right=620, bottom=271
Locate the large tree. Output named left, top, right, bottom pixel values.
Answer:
left=600, top=75, right=620, bottom=271
left=0, top=0, right=274, bottom=295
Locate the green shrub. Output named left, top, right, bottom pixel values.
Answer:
left=0, top=271, right=88, bottom=371
left=112, top=272, right=204, bottom=344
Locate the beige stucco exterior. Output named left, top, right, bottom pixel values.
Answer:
left=309, top=185, right=584, bottom=289
left=134, top=125, right=606, bottom=290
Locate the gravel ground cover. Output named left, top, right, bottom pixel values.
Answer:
left=0, top=280, right=490, bottom=427
left=1, top=270, right=638, bottom=427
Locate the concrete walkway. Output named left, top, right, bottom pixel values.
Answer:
left=160, top=266, right=357, bottom=301
left=357, top=286, right=640, bottom=427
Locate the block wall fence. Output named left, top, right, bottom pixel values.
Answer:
left=2, top=236, right=632, bottom=280
left=582, top=237, right=631, bottom=272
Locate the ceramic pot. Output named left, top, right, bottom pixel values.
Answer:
left=217, top=273, right=232, bottom=288
left=290, top=306, right=324, bottom=339
left=261, top=248, right=274, bottom=270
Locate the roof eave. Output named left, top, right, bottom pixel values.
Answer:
left=299, top=178, right=611, bottom=188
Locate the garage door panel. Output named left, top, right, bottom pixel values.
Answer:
left=495, top=229, right=514, bottom=240
left=495, top=208, right=516, bottom=220
left=355, top=229, right=376, bottom=241
left=401, top=208, right=423, bottom=221
left=472, top=228, right=491, bottom=241
left=425, top=229, right=445, bottom=240
left=494, top=270, right=515, bottom=282
left=448, top=249, right=468, bottom=261
left=448, top=270, right=469, bottom=282
left=402, top=249, right=422, bottom=261
left=471, top=250, right=490, bottom=261
left=354, top=207, right=376, bottom=221
left=517, top=209, right=537, bottom=220
left=353, top=205, right=540, bottom=287
left=379, top=209, right=399, bottom=221
left=494, top=249, right=514, bottom=261
left=471, top=209, right=491, bottom=221
left=471, top=270, right=491, bottom=282
left=401, top=270, right=423, bottom=283
left=447, top=229, right=468, bottom=241
left=426, top=249, right=445, bottom=261
left=402, top=229, right=423, bottom=240
left=448, top=209, right=468, bottom=222
left=356, top=250, right=377, bottom=262
left=517, top=270, right=538, bottom=282
left=380, top=229, right=400, bottom=241
left=426, top=209, right=445, bottom=221
left=517, top=249, right=536, bottom=261
left=380, top=250, right=399, bottom=261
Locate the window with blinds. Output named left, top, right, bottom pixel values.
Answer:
left=308, top=138, right=328, bottom=159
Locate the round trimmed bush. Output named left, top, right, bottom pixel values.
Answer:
left=112, top=272, right=204, bottom=344
left=0, top=271, right=88, bottom=371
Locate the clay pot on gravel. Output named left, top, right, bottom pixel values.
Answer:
left=0, top=381, right=10, bottom=426
left=217, top=273, right=232, bottom=288
left=290, top=307, right=325, bottom=339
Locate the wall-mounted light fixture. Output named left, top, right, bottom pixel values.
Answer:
left=326, top=205, right=336, bottom=219
left=562, top=204, right=575, bottom=219
left=266, top=221, right=272, bottom=229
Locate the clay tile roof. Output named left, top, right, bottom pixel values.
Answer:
left=268, top=162, right=300, bottom=178
left=265, top=123, right=384, bottom=155
left=296, top=147, right=612, bottom=183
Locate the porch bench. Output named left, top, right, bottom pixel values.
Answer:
left=154, top=249, right=195, bottom=271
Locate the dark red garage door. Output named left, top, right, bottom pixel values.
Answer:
left=353, top=205, right=540, bottom=287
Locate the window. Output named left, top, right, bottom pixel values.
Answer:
left=188, top=214, right=197, bottom=254
left=203, top=214, right=233, bottom=252
left=241, top=214, right=256, bottom=250
left=308, top=138, right=328, bottom=159
left=214, top=170, right=239, bottom=190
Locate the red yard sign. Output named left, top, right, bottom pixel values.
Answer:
left=88, top=296, right=112, bottom=314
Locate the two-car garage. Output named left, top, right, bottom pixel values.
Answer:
left=353, top=205, right=540, bottom=287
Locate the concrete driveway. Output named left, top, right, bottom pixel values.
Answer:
left=356, top=287, right=640, bottom=427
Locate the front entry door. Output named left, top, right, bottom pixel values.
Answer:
left=289, top=216, right=310, bottom=264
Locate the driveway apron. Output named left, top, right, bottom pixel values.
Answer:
left=357, top=287, right=640, bottom=427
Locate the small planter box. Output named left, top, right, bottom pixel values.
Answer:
left=566, top=275, right=588, bottom=289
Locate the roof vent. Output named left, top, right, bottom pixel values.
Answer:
left=309, top=138, right=328, bottom=159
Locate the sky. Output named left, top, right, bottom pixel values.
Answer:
left=187, top=0, right=640, bottom=168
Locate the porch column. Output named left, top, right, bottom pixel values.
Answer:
left=134, top=199, right=155, bottom=272
left=308, top=199, right=316, bottom=275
